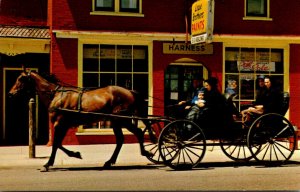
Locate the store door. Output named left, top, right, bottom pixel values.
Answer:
left=164, top=64, right=208, bottom=117
left=3, top=68, right=41, bottom=145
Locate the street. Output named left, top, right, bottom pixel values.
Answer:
left=1, top=144, right=300, bottom=191
left=1, top=162, right=300, bottom=191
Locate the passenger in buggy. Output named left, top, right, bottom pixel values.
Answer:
left=185, top=88, right=207, bottom=122
left=185, top=77, right=230, bottom=132
left=241, top=76, right=282, bottom=125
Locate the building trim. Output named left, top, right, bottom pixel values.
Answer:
left=0, top=38, right=50, bottom=56
left=53, top=30, right=300, bottom=44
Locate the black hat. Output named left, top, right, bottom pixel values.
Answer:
left=205, top=77, right=218, bottom=87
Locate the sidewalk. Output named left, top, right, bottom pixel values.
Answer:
left=1, top=143, right=300, bottom=168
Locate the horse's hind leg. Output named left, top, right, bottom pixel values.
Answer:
left=59, top=146, right=82, bottom=159
left=42, top=125, right=68, bottom=172
left=103, top=125, right=124, bottom=168
left=126, top=120, right=153, bottom=157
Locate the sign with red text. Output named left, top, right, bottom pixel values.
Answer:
left=191, top=0, right=214, bottom=44
left=237, top=61, right=275, bottom=72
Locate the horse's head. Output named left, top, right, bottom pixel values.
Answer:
left=8, top=72, right=35, bottom=98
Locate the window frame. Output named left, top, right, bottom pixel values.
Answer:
left=91, top=0, right=144, bottom=17
left=79, top=43, right=150, bottom=132
left=243, top=0, right=272, bottom=21
left=224, top=47, right=285, bottom=112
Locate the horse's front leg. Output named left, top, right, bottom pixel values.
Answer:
left=41, top=125, right=68, bottom=172
left=103, top=125, right=124, bottom=168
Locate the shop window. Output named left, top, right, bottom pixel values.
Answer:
left=244, top=0, right=272, bottom=20
left=225, top=47, right=284, bottom=112
left=92, top=0, right=143, bottom=16
left=82, top=44, right=149, bottom=129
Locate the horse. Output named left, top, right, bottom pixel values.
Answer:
left=8, top=70, right=152, bottom=172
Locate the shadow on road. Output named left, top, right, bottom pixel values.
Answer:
left=37, top=160, right=300, bottom=172
left=40, top=164, right=163, bottom=172
left=193, top=160, right=300, bottom=170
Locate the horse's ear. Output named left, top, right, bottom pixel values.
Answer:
left=22, top=65, right=26, bottom=72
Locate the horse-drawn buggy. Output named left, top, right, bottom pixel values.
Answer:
left=8, top=70, right=297, bottom=171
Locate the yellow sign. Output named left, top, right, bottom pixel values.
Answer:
left=191, top=0, right=208, bottom=36
left=191, top=0, right=214, bottom=44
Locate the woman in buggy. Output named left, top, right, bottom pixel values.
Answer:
left=241, top=76, right=282, bottom=126
left=185, top=77, right=232, bottom=135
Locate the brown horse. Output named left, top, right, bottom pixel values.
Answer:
left=8, top=71, right=152, bottom=171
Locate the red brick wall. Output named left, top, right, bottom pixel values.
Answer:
left=50, top=35, right=78, bottom=86
left=152, top=41, right=223, bottom=116
left=289, top=44, right=300, bottom=127
left=0, top=0, right=47, bottom=26
left=50, top=0, right=188, bottom=33
left=214, top=0, right=300, bottom=35
left=49, top=0, right=300, bottom=36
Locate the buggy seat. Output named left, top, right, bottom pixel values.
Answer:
left=280, top=92, right=290, bottom=116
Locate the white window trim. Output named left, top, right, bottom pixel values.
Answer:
left=91, top=0, right=144, bottom=17
left=243, top=0, right=272, bottom=21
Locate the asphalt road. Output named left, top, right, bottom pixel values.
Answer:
left=1, top=161, right=300, bottom=191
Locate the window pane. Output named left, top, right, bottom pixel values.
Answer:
left=116, top=45, right=132, bottom=72
left=117, top=74, right=132, bottom=89
left=271, top=49, right=284, bottom=74
left=239, top=48, right=255, bottom=73
left=83, top=44, right=99, bottom=72
left=100, top=45, right=116, bottom=72
left=100, top=73, right=115, bottom=87
left=83, top=73, right=100, bottom=87
left=120, top=0, right=139, bottom=13
left=246, top=0, right=267, bottom=17
left=133, top=46, right=148, bottom=72
left=240, top=74, right=255, bottom=99
left=225, top=47, right=239, bottom=73
left=95, top=0, right=114, bottom=11
left=225, top=74, right=239, bottom=96
left=133, top=74, right=148, bottom=98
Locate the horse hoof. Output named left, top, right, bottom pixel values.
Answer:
left=74, top=152, right=82, bottom=159
left=142, top=150, right=154, bottom=157
left=103, top=162, right=112, bottom=169
left=40, top=166, right=49, bottom=172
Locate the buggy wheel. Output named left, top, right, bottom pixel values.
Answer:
left=247, top=113, right=296, bottom=165
left=158, top=120, right=206, bottom=170
left=143, top=119, right=171, bottom=164
left=220, top=131, right=253, bottom=162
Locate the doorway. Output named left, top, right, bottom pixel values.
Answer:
left=3, top=68, right=46, bottom=145
left=164, top=62, right=208, bottom=117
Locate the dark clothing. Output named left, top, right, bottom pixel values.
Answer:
left=260, top=87, right=282, bottom=114
left=186, top=89, right=230, bottom=130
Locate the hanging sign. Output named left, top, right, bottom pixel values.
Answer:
left=191, top=0, right=214, bottom=44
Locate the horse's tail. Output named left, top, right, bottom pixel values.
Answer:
left=130, top=90, right=148, bottom=118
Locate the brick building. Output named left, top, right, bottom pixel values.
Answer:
left=1, top=0, right=300, bottom=145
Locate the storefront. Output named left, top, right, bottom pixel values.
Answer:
left=50, top=30, right=300, bottom=145
left=0, top=27, right=50, bottom=145
left=52, top=31, right=222, bottom=144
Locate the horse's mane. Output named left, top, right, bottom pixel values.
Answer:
left=34, top=71, right=80, bottom=88
left=33, top=71, right=61, bottom=85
